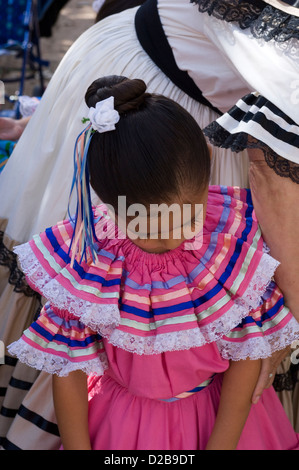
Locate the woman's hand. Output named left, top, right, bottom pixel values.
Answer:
left=0, top=117, right=30, bottom=141
left=251, top=346, right=291, bottom=404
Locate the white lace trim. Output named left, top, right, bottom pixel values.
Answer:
left=98, top=253, right=281, bottom=354
left=7, top=338, right=108, bottom=377
left=13, top=242, right=121, bottom=330
left=217, top=316, right=299, bottom=361
left=13, top=243, right=282, bottom=355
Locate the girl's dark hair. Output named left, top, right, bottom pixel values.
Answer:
left=85, top=75, right=210, bottom=209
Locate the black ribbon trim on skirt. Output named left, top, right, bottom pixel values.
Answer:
left=134, top=0, right=222, bottom=116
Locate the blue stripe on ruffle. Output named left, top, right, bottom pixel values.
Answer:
left=45, top=227, right=121, bottom=287
left=32, top=320, right=102, bottom=347
left=235, top=296, right=284, bottom=329
left=42, top=187, right=254, bottom=319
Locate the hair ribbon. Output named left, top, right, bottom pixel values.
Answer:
left=68, top=96, right=120, bottom=267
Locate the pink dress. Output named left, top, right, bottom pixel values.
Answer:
left=8, top=186, right=299, bottom=450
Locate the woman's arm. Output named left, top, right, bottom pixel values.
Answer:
left=251, top=346, right=291, bottom=405
left=0, top=117, right=30, bottom=141
left=52, top=370, right=92, bottom=450
left=206, top=358, right=261, bottom=450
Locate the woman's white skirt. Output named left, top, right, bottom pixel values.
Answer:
left=0, top=6, right=249, bottom=244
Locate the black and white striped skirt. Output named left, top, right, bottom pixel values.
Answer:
left=204, top=93, right=299, bottom=184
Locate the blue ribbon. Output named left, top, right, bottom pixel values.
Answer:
left=68, top=124, right=99, bottom=265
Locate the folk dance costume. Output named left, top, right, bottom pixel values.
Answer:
left=8, top=186, right=299, bottom=450
left=1, top=0, right=299, bottom=448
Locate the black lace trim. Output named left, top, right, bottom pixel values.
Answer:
left=265, top=151, right=299, bottom=182
left=273, top=363, right=299, bottom=392
left=204, top=121, right=299, bottom=184
left=191, top=0, right=299, bottom=42
left=0, top=231, right=41, bottom=298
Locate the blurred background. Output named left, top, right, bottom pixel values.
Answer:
left=0, top=0, right=96, bottom=117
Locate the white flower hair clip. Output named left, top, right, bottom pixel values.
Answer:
left=18, top=95, right=40, bottom=117
left=87, top=96, right=120, bottom=133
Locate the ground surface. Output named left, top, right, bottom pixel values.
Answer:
left=1, top=0, right=95, bottom=108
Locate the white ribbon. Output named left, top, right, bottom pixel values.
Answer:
left=88, top=96, right=120, bottom=133
left=18, top=96, right=40, bottom=117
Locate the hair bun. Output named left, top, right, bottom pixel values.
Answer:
left=85, top=75, right=147, bottom=114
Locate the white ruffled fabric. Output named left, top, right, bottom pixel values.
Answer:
left=8, top=339, right=108, bottom=377
left=0, top=5, right=249, bottom=245
left=13, top=242, right=121, bottom=331
left=217, top=318, right=299, bottom=361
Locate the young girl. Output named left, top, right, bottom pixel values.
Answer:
left=8, top=76, right=299, bottom=450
